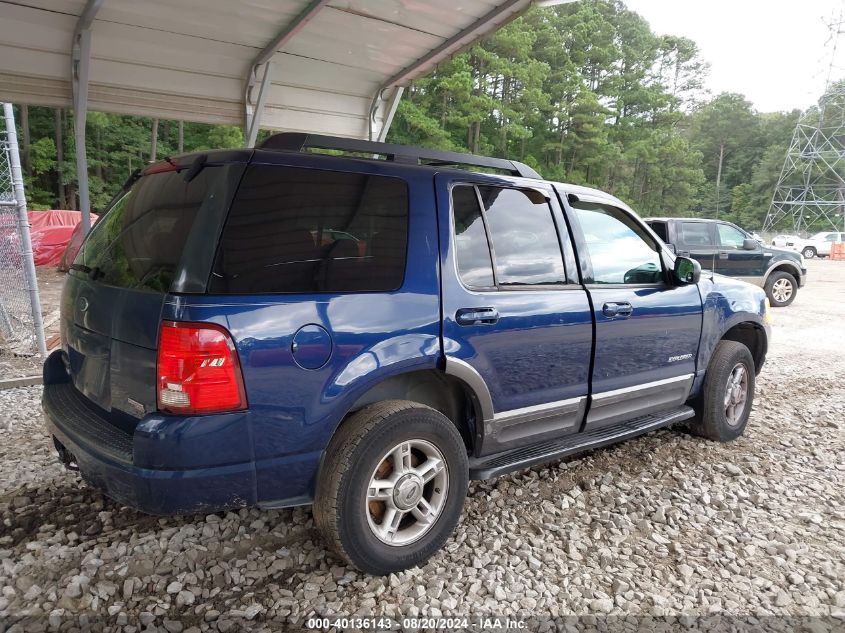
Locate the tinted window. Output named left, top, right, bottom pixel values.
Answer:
left=680, top=222, right=714, bottom=246
left=648, top=221, right=669, bottom=243
left=717, top=223, right=748, bottom=249
left=76, top=165, right=237, bottom=293
left=573, top=203, right=663, bottom=284
left=477, top=186, right=565, bottom=286
left=452, top=186, right=495, bottom=288
left=210, top=166, right=408, bottom=294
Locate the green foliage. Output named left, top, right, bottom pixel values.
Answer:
left=9, top=0, right=796, bottom=232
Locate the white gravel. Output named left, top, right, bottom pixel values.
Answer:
left=1, top=260, right=844, bottom=631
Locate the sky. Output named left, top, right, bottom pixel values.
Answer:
left=624, top=0, right=844, bottom=113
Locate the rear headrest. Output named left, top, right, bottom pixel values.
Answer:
left=329, top=239, right=359, bottom=259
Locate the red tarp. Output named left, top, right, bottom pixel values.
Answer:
left=26, top=210, right=97, bottom=268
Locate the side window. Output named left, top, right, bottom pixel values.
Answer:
left=573, top=202, right=663, bottom=285
left=452, top=186, right=495, bottom=288
left=451, top=185, right=565, bottom=288
left=825, top=233, right=837, bottom=242
left=717, top=223, right=748, bottom=249
left=211, top=166, right=408, bottom=294
left=477, top=186, right=566, bottom=286
left=680, top=222, right=715, bottom=246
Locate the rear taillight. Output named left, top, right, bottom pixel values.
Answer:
left=157, top=321, right=247, bottom=415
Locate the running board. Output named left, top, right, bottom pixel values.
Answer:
left=468, top=406, right=695, bottom=480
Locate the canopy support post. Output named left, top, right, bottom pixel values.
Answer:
left=369, top=87, right=404, bottom=142
left=71, top=0, right=102, bottom=234
left=244, top=0, right=329, bottom=146
left=245, top=62, right=274, bottom=148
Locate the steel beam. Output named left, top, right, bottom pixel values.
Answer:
left=252, top=0, right=329, bottom=69
left=244, top=0, right=329, bottom=145
left=71, top=0, right=102, bottom=234
left=374, top=0, right=531, bottom=95
left=367, top=0, right=537, bottom=141
left=370, top=86, right=404, bottom=142
left=245, top=62, right=274, bottom=148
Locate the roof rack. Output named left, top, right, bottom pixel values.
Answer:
left=259, top=132, right=541, bottom=180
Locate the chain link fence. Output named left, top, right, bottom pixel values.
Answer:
left=1, top=109, right=45, bottom=360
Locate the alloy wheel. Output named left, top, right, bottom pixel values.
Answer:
left=724, top=363, right=749, bottom=427
left=771, top=278, right=793, bottom=304
left=365, top=439, right=449, bottom=546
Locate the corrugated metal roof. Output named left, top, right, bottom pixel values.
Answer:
left=0, top=0, right=535, bottom=138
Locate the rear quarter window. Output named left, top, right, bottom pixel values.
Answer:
left=210, top=166, right=409, bottom=294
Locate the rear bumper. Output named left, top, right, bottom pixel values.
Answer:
left=44, top=382, right=257, bottom=515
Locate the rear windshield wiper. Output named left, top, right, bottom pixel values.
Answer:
left=69, top=263, right=104, bottom=280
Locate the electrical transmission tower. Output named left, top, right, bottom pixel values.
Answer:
left=764, top=13, right=845, bottom=234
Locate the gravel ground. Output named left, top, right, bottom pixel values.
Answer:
left=0, top=260, right=843, bottom=632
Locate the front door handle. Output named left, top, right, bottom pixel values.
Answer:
left=718, top=250, right=729, bottom=259
left=602, top=301, right=633, bottom=318
left=456, top=307, right=499, bottom=325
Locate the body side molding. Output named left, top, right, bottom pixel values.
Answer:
left=585, top=373, right=695, bottom=431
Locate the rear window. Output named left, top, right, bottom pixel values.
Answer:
left=647, top=221, right=668, bottom=243
left=680, top=222, right=714, bottom=246
left=209, top=166, right=409, bottom=294
left=75, top=165, right=241, bottom=293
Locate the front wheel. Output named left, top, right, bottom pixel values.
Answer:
left=801, top=246, right=816, bottom=259
left=765, top=271, right=797, bottom=307
left=689, top=340, right=755, bottom=442
left=313, top=401, right=468, bottom=575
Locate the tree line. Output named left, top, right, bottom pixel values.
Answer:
left=12, top=0, right=806, bottom=231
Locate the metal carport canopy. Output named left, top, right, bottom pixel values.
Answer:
left=0, top=0, right=559, bottom=142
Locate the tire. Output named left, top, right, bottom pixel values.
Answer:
left=765, top=271, right=797, bottom=307
left=689, top=340, right=755, bottom=442
left=801, top=246, right=816, bottom=259
left=313, top=400, right=468, bottom=575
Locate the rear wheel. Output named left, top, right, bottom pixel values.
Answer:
left=801, top=246, right=816, bottom=259
left=689, top=340, right=755, bottom=442
left=765, top=271, right=797, bottom=307
left=313, top=401, right=468, bottom=575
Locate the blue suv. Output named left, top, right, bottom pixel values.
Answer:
left=43, top=134, right=771, bottom=574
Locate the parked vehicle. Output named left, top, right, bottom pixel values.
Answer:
left=771, top=234, right=799, bottom=248
left=645, top=218, right=806, bottom=307
left=790, top=231, right=845, bottom=259
left=43, top=134, right=771, bottom=574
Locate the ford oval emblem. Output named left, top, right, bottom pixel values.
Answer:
left=78, top=296, right=89, bottom=312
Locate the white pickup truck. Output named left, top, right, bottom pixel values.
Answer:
left=792, top=231, right=845, bottom=258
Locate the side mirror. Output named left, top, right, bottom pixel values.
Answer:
left=742, top=238, right=758, bottom=250
left=673, top=256, right=701, bottom=285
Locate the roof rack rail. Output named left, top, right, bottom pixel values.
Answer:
left=259, top=132, right=541, bottom=179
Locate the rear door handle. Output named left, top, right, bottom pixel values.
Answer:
left=602, top=301, right=633, bottom=318
left=456, top=307, right=499, bottom=325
